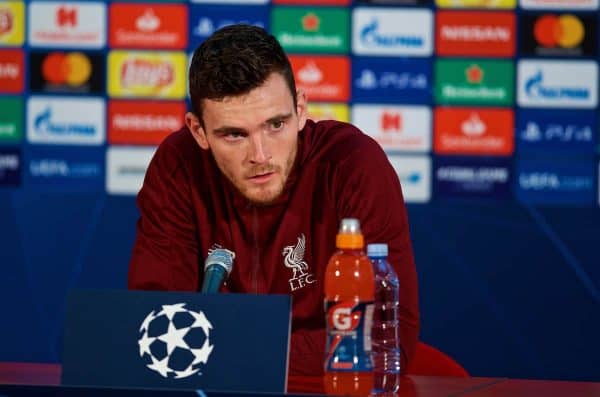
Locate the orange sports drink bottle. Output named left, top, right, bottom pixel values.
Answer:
left=324, top=218, right=375, bottom=396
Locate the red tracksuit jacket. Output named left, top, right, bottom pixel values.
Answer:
left=128, top=119, right=420, bottom=376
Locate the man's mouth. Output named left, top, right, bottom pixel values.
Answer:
left=247, top=171, right=275, bottom=184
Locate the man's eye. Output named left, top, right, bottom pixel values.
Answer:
left=271, top=120, right=284, bottom=130
left=224, top=132, right=245, bottom=141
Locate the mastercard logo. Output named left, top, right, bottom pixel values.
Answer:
left=534, top=14, right=584, bottom=48
left=42, top=52, right=92, bottom=86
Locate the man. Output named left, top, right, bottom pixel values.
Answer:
left=128, top=24, right=419, bottom=377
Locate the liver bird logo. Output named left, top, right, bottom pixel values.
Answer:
left=282, top=234, right=309, bottom=280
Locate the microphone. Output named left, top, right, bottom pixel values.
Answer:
left=201, top=248, right=235, bottom=293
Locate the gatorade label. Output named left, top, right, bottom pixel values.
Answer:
left=325, top=300, right=374, bottom=371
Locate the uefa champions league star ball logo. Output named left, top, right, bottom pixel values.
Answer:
left=138, top=303, right=214, bottom=379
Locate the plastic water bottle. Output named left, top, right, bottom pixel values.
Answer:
left=324, top=218, right=375, bottom=397
left=367, top=243, right=401, bottom=394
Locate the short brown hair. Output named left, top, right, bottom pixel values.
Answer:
left=189, top=24, right=297, bottom=123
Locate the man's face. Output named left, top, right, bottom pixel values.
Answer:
left=186, top=73, right=307, bottom=205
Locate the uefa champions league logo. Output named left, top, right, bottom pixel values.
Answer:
left=138, top=303, right=214, bottom=379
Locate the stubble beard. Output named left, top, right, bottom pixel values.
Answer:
left=219, top=144, right=298, bottom=206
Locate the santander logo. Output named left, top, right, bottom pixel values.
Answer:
left=461, top=113, right=486, bottom=136
left=120, top=59, right=173, bottom=88
left=136, top=9, right=160, bottom=33
left=297, top=61, right=323, bottom=84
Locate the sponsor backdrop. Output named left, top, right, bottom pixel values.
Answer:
left=0, top=0, right=599, bottom=383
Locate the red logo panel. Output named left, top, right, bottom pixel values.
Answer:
left=108, top=100, right=186, bottom=145
left=436, top=11, right=516, bottom=57
left=0, top=49, right=24, bottom=93
left=289, top=55, right=350, bottom=102
left=109, top=4, right=188, bottom=49
left=434, top=107, right=514, bottom=156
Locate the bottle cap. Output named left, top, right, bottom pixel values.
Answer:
left=336, top=218, right=364, bottom=249
left=339, top=218, right=361, bottom=234
left=367, top=243, right=388, bottom=258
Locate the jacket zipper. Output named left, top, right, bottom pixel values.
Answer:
left=252, top=206, right=259, bottom=293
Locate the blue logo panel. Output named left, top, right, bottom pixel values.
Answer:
left=434, top=157, right=512, bottom=200
left=189, top=5, right=269, bottom=48
left=62, top=290, right=290, bottom=393
left=516, top=109, right=598, bottom=154
left=352, top=57, right=432, bottom=104
left=516, top=159, right=596, bottom=206
left=25, top=146, right=104, bottom=191
left=0, top=147, right=21, bottom=187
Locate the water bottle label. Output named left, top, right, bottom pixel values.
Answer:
left=324, top=300, right=374, bottom=372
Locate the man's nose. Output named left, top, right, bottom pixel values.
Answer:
left=248, top=134, right=272, bottom=164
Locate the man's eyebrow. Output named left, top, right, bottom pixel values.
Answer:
left=212, top=126, right=247, bottom=135
left=264, top=113, right=293, bottom=125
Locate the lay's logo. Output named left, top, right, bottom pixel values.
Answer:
left=108, top=51, right=186, bottom=99
left=327, top=302, right=361, bottom=331
left=121, top=59, right=173, bottom=89
left=1, top=2, right=25, bottom=46
left=307, top=103, right=349, bottom=122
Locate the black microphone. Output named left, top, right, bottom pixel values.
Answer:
left=201, top=248, right=235, bottom=293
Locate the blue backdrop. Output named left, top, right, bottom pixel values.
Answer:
left=1, top=191, right=598, bottom=381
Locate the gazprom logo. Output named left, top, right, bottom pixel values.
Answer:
left=517, top=60, right=598, bottom=108
left=353, top=8, right=433, bottom=56
left=360, top=19, right=423, bottom=48
left=27, top=97, right=105, bottom=145
left=34, top=107, right=96, bottom=137
left=525, top=70, right=590, bottom=101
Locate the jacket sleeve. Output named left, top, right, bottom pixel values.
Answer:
left=128, top=142, right=200, bottom=292
left=333, top=135, right=420, bottom=373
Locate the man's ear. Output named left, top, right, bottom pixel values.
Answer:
left=185, top=112, right=209, bottom=150
left=296, top=90, right=308, bottom=131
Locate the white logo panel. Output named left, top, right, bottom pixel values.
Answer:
left=352, top=104, right=431, bottom=152
left=28, top=2, right=106, bottom=48
left=106, top=146, right=156, bottom=195
left=520, top=0, right=598, bottom=9
left=517, top=60, right=598, bottom=109
left=27, top=97, right=105, bottom=145
left=352, top=8, right=433, bottom=56
left=190, top=0, right=268, bottom=3
left=387, top=155, right=431, bottom=203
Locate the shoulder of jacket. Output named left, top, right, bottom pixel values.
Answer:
left=309, top=120, right=384, bottom=163
left=149, top=127, right=204, bottom=179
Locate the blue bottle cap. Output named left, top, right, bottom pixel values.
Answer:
left=367, top=243, right=388, bottom=258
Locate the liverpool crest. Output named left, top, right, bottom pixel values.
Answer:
left=282, top=234, right=316, bottom=291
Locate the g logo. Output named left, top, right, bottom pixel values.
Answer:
left=328, top=302, right=361, bottom=332
left=332, top=307, right=352, bottom=330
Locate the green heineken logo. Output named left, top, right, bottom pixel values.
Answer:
left=466, top=64, right=483, bottom=84
left=272, top=7, right=349, bottom=54
left=435, top=59, right=514, bottom=106
left=302, top=13, right=319, bottom=32
left=0, top=98, right=22, bottom=143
